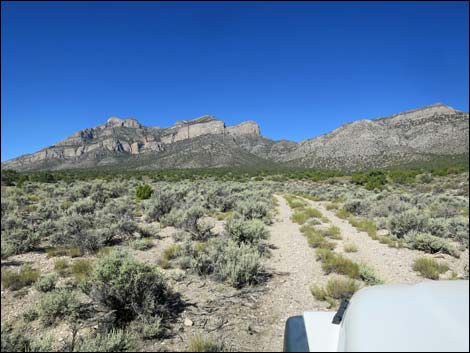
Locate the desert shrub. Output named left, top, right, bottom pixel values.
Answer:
left=1, top=326, right=53, bottom=352
left=405, top=231, right=459, bottom=257
left=70, top=198, right=96, bottom=215
left=52, top=215, right=100, bottom=253
left=225, top=218, right=268, bottom=245
left=165, top=205, right=205, bottom=233
left=446, top=217, right=469, bottom=246
left=188, top=334, right=224, bottom=352
left=75, top=329, right=134, bottom=352
left=71, top=259, right=94, bottom=282
left=143, top=190, right=176, bottom=222
left=358, top=264, right=384, bottom=285
left=234, top=200, right=270, bottom=222
left=84, top=250, right=172, bottom=325
left=2, top=228, right=40, bottom=256
left=130, top=316, right=164, bottom=340
left=130, top=238, right=154, bottom=251
left=136, top=184, right=153, bottom=200
left=387, top=209, right=428, bottom=238
left=343, top=199, right=370, bottom=216
left=315, top=249, right=360, bottom=279
left=412, top=257, right=449, bottom=280
left=214, top=242, right=262, bottom=288
left=35, top=274, right=57, bottom=292
left=351, top=171, right=387, bottom=190
left=39, top=288, right=81, bottom=325
left=194, top=217, right=215, bottom=241
left=343, top=242, right=358, bottom=252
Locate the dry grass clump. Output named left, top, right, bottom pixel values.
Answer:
left=158, top=244, right=182, bottom=269
left=46, top=246, right=82, bottom=258
left=315, top=249, right=360, bottom=279
left=412, top=257, right=449, bottom=280
left=188, top=334, right=224, bottom=352
left=311, top=277, right=359, bottom=307
left=1, top=264, right=40, bottom=290
left=71, top=259, right=94, bottom=282
left=54, top=258, right=70, bottom=277
left=343, top=242, right=358, bottom=252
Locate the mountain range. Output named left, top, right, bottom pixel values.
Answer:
left=2, top=103, right=469, bottom=171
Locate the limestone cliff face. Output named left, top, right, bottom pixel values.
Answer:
left=2, top=115, right=262, bottom=170
left=2, top=103, right=468, bottom=171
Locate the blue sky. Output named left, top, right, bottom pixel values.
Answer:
left=1, top=1, right=469, bottom=161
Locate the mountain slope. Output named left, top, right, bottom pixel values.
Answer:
left=2, top=103, right=468, bottom=171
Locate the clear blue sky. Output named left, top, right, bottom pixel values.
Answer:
left=2, top=1, right=469, bottom=161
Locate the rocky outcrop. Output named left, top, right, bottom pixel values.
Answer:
left=2, top=103, right=468, bottom=171
left=226, top=121, right=260, bottom=136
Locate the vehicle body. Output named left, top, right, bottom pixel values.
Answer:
left=284, top=280, right=469, bottom=352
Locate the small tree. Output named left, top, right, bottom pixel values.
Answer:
left=136, top=184, right=153, bottom=200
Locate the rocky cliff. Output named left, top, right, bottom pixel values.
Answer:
left=2, top=103, right=468, bottom=171
left=283, top=103, right=469, bottom=169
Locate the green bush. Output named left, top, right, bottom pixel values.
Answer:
left=225, top=218, right=268, bottom=245
left=234, top=200, right=270, bottom=222
left=358, top=264, right=384, bottom=285
left=2, top=228, right=40, bottom=256
left=351, top=171, right=387, bottom=190
left=412, top=257, right=449, bottom=280
left=39, top=288, right=81, bottom=325
left=212, top=240, right=263, bottom=288
left=136, top=184, right=153, bottom=200
left=84, top=250, right=172, bottom=325
left=405, top=232, right=459, bottom=257
left=35, top=274, right=57, bottom=292
left=387, top=210, right=428, bottom=238
left=1, top=265, right=40, bottom=291
left=1, top=326, right=53, bottom=352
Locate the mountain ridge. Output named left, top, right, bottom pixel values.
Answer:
left=2, top=103, right=468, bottom=171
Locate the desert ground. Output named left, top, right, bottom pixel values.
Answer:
left=1, top=170, right=469, bottom=352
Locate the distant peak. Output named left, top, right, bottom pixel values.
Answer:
left=174, top=115, right=219, bottom=127
left=105, top=116, right=141, bottom=128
